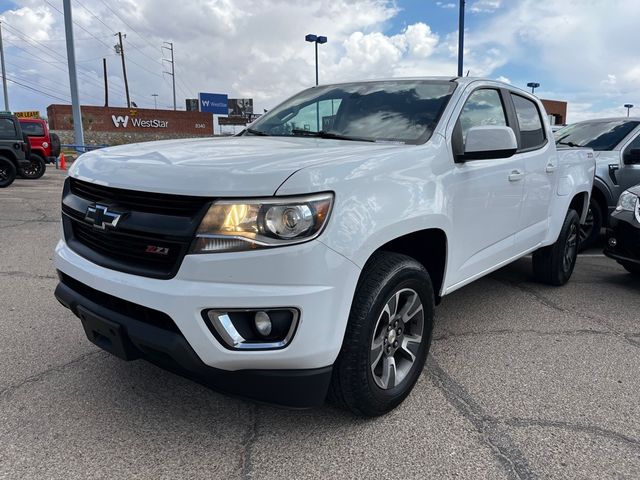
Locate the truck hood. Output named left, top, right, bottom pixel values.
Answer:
left=70, top=136, right=406, bottom=196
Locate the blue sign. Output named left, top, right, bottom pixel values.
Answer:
left=199, top=93, right=228, bottom=115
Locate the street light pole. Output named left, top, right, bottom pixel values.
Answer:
left=63, top=0, right=84, bottom=147
left=305, top=34, right=327, bottom=86
left=457, top=0, right=465, bottom=77
left=0, top=23, right=10, bottom=111
left=624, top=104, right=634, bottom=117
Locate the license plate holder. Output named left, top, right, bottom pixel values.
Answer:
left=77, top=306, right=139, bottom=360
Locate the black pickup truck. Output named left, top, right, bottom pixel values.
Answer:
left=0, top=112, right=31, bottom=188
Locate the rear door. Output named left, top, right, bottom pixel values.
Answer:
left=446, top=86, right=525, bottom=288
left=508, top=92, right=555, bottom=250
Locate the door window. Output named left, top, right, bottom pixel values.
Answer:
left=623, top=134, right=640, bottom=164
left=0, top=118, right=17, bottom=139
left=454, top=89, right=507, bottom=155
left=511, top=94, right=546, bottom=150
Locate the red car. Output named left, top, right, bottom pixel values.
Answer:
left=19, top=118, right=60, bottom=178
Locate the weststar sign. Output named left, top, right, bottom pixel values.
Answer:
left=111, top=115, right=169, bottom=129
left=46, top=104, right=213, bottom=136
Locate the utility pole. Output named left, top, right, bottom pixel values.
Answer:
left=0, top=22, right=10, bottom=111
left=151, top=93, right=158, bottom=109
left=115, top=32, right=130, bottom=108
left=62, top=0, right=84, bottom=147
left=457, top=0, right=465, bottom=77
left=102, top=58, right=108, bottom=107
left=162, top=42, right=176, bottom=110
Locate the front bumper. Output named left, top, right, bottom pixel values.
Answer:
left=603, top=211, right=640, bottom=266
left=54, top=276, right=332, bottom=407
left=54, top=238, right=360, bottom=387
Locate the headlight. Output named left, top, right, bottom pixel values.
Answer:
left=190, top=193, right=333, bottom=253
left=616, top=190, right=638, bottom=212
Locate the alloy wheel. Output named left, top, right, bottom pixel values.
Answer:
left=564, top=223, right=578, bottom=272
left=370, top=288, right=424, bottom=390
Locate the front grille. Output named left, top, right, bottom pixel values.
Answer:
left=69, top=178, right=207, bottom=217
left=58, top=271, right=180, bottom=333
left=63, top=178, right=211, bottom=278
left=71, top=219, right=184, bottom=275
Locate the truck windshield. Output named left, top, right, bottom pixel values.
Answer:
left=555, top=120, right=640, bottom=151
left=19, top=121, right=45, bottom=137
left=246, top=80, right=456, bottom=144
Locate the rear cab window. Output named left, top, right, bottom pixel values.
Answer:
left=511, top=93, right=546, bottom=150
left=20, top=121, right=45, bottom=137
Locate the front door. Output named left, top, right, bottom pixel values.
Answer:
left=446, top=87, right=525, bottom=288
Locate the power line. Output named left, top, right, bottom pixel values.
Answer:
left=43, top=0, right=113, bottom=50
left=96, top=0, right=158, bottom=51
left=6, top=76, right=70, bottom=102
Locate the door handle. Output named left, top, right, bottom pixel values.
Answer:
left=545, top=163, right=557, bottom=173
left=508, top=170, right=524, bottom=182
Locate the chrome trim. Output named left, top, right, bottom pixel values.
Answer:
left=205, top=308, right=300, bottom=350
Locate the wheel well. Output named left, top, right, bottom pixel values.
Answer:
left=590, top=187, right=609, bottom=225
left=569, top=192, right=589, bottom=222
left=376, top=229, right=447, bottom=303
left=0, top=149, right=17, bottom=166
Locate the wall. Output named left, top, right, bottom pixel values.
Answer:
left=52, top=129, right=212, bottom=147
left=47, top=104, right=213, bottom=136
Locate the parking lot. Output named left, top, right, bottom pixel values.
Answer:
left=1, top=168, right=639, bottom=479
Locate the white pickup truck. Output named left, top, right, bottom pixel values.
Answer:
left=55, top=77, right=595, bottom=416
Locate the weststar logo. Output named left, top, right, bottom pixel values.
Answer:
left=111, top=115, right=168, bottom=129
left=111, top=115, right=129, bottom=128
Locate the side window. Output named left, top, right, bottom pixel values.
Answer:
left=623, top=134, right=640, bottom=164
left=454, top=89, right=507, bottom=155
left=0, top=118, right=17, bottom=139
left=511, top=94, right=546, bottom=150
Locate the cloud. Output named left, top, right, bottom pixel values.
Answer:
left=469, top=0, right=502, bottom=13
left=0, top=0, right=637, bottom=123
left=496, top=75, right=511, bottom=84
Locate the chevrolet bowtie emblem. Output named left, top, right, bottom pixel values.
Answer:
left=85, top=204, right=123, bottom=230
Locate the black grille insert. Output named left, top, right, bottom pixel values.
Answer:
left=58, top=271, right=180, bottom=334
left=69, top=178, right=209, bottom=217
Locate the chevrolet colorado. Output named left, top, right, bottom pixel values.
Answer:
left=54, top=78, right=595, bottom=416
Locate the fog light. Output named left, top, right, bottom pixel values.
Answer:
left=608, top=237, right=618, bottom=248
left=254, top=311, right=272, bottom=336
left=203, top=308, right=299, bottom=350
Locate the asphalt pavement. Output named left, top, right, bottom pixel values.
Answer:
left=1, top=168, right=639, bottom=479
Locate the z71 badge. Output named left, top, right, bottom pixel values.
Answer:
left=145, top=245, right=170, bottom=256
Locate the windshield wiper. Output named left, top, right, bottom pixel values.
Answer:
left=290, top=129, right=374, bottom=142
left=245, top=127, right=268, bottom=136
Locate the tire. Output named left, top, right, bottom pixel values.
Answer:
left=0, top=156, right=16, bottom=188
left=18, top=153, right=46, bottom=179
left=50, top=133, right=61, bottom=158
left=532, top=209, right=580, bottom=286
left=578, top=198, right=602, bottom=251
left=329, top=251, right=435, bottom=417
left=621, top=262, right=640, bottom=277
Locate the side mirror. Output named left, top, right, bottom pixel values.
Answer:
left=623, top=148, right=640, bottom=165
left=457, top=126, right=518, bottom=162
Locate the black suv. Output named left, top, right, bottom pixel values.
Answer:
left=604, top=184, right=640, bottom=276
left=0, top=112, right=31, bottom=188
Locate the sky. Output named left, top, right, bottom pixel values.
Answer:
left=0, top=0, right=637, bottom=123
